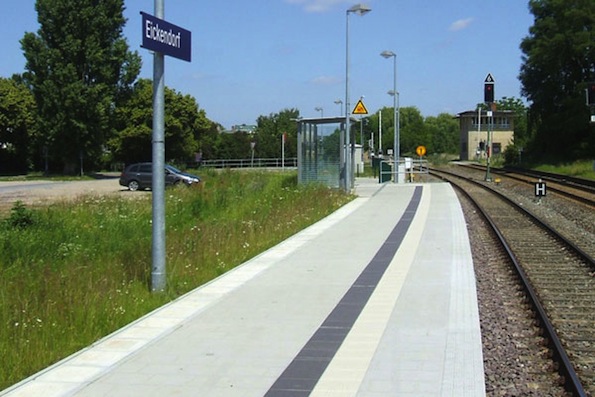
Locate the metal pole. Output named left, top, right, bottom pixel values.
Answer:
left=344, top=10, right=352, bottom=192
left=282, top=132, right=285, bottom=171
left=151, top=0, right=166, bottom=292
left=360, top=115, right=363, bottom=164
left=477, top=107, right=481, bottom=161
left=392, top=55, right=398, bottom=183
left=396, top=92, right=400, bottom=181
left=379, top=110, right=382, bottom=156
left=485, top=108, right=492, bottom=181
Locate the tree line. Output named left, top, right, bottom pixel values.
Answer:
left=0, top=0, right=592, bottom=175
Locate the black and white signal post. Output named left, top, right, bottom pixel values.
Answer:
left=484, top=73, right=495, bottom=181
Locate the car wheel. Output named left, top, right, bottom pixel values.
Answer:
left=128, top=180, right=140, bottom=191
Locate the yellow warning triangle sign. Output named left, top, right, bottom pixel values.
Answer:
left=352, top=99, right=368, bottom=115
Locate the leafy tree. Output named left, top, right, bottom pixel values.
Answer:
left=196, top=122, right=223, bottom=160
left=110, top=79, right=210, bottom=165
left=398, top=107, right=426, bottom=156
left=519, top=0, right=595, bottom=160
left=21, top=0, right=141, bottom=173
left=254, top=108, right=299, bottom=158
left=423, top=113, right=459, bottom=154
left=0, top=77, right=37, bottom=173
left=495, top=97, right=528, bottom=143
left=321, top=128, right=341, bottom=162
left=364, top=106, right=427, bottom=157
left=364, top=107, right=394, bottom=156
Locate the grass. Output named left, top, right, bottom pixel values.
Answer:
left=532, top=159, right=595, bottom=180
left=0, top=169, right=353, bottom=391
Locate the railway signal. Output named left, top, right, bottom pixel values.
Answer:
left=484, top=73, right=495, bottom=103
left=483, top=74, right=495, bottom=181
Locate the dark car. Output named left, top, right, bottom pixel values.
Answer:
left=119, top=162, right=201, bottom=191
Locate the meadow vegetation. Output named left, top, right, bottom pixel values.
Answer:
left=0, top=170, right=352, bottom=390
left=532, top=159, right=595, bottom=180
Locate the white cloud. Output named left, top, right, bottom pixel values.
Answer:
left=285, top=0, right=353, bottom=13
left=449, top=17, right=474, bottom=32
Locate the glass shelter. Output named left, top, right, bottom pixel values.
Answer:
left=296, top=116, right=357, bottom=190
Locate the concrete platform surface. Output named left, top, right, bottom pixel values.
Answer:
left=1, top=178, right=485, bottom=397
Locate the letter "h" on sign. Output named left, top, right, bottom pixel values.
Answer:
left=534, top=179, right=547, bottom=201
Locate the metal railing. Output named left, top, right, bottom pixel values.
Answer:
left=379, top=158, right=429, bottom=183
left=200, top=157, right=298, bottom=169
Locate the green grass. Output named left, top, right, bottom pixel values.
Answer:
left=0, top=170, right=353, bottom=390
left=532, top=159, right=595, bottom=180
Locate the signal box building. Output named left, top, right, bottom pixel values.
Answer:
left=457, top=110, right=515, bottom=161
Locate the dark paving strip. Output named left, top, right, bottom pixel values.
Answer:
left=265, top=186, right=423, bottom=396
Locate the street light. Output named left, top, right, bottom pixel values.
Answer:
left=381, top=50, right=399, bottom=183
left=334, top=99, right=343, bottom=116
left=345, top=3, right=371, bottom=192
left=315, top=106, right=324, bottom=117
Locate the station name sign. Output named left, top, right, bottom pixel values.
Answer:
left=141, top=12, right=191, bottom=62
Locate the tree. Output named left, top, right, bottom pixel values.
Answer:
left=424, top=113, right=459, bottom=154
left=110, top=79, right=211, bottom=165
left=254, top=109, right=299, bottom=158
left=0, top=77, right=37, bottom=173
left=519, top=0, right=595, bottom=160
left=21, top=0, right=141, bottom=173
left=398, top=107, right=426, bottom=156
left=364, top=106, right=427, bottom=157
left=364, top=107, right=395, bottom=156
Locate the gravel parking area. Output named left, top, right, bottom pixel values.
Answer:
left=0, top=177, right=140, bottom=213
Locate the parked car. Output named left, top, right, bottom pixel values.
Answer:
left=119, top=163, right=201, bottom=191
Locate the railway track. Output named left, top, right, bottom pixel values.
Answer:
left=459, top=163, right=595, bottom=208
left=431, top=167, right=594, bottom=396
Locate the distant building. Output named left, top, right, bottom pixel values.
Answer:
left=223, top=124, right=257, bottom=134
left=457, top=110, right=515, bottom=161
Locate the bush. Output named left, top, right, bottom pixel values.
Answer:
left=4, top=201, right=35, bottom=229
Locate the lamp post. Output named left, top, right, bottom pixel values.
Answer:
left=345, top=3, right=371, bottom=192
left=359, top=95, right=365, bottom=165
left=334, top=99, right=343, bottom=116
left=315, top=106, right=324, bottom=117
left=381, top=50, right=399, bottom=183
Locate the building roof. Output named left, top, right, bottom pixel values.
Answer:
left=457, top=109, right=516, bottom=117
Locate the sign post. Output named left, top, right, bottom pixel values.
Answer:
left=141, top=5, right=191, bottom=292
left=534, top=179, right=547, bottom=204
left=484, top=73, right=495, bottom=182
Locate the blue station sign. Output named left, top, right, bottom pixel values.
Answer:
left=141, top=12, right=191, bottom=62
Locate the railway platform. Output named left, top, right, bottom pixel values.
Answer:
left=1, top=178, right=485, bottom=397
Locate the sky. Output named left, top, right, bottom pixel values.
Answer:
left=1, top=0, right=535, bottom=129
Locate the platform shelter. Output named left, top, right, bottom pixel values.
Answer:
left=296, top=116, right=357, bottom=190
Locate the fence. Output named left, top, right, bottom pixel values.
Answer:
left=378, top=158, right=429, bottom=183
left=200, top=157, right=298, bottom=169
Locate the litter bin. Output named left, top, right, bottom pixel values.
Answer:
left=371, top=157, right=380, bottom=178
left=379, top=160, right=391, bottom=183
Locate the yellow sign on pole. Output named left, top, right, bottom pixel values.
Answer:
left=352, top=99, right=368, bottom=115
left=416, top=145, right=426, bottom=157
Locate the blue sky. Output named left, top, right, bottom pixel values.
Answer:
left=1, top=0, right=534, bottom=129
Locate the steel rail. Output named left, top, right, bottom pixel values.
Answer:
left=431, top=169, right=589, bottom=397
